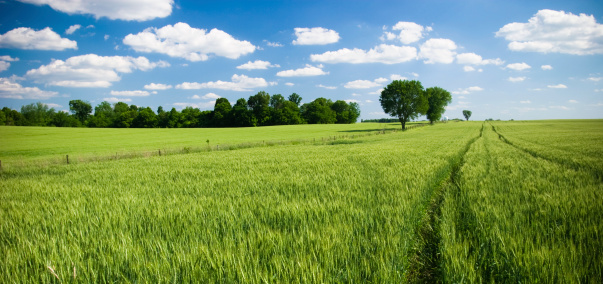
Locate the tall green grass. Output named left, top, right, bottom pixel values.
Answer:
left=440, top=122, right=602, bottom=282
left=0, top=123, right=478, bottom=282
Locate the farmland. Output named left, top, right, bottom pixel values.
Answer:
left=1, top=120, right=601, bottom=282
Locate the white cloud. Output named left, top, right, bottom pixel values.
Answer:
left=144, top=83, right=172, bottom=90
left=103, top=97, right=131, bottom=103
left=110, top=90, right=150, bottom=97
left=104, top=35, right=110, bottom=40
left=456, top=52, right=504, bottom=66
left=381, top=22, right=431, bottom=44
left=292, top=27, right=340, bottom=45
left=236, top=60, right=280, bottom=70
left=276, top=64, right=328, bottom=77
left=411, top=72, right=419, bottom=78
left=285, top=82, right=294, bottom=86
left=365, top=100, right=373, bottom=103
left=123, top=22, right=256, bottom=61
left=451, top=86, right=484, bottom=95
left=368, top=88, right=384, bottom=95
left=265, top=41, right=283, bottom=47
left=389, top=74, right=407, bottom=81
left=26, top=54, right=169, bottom=88
left=345, top=99, right=360, bottom=104
left=496, top=9, right=603, bottom=55
left=0, top=77, right=58, bottom=99
left=541, top=65, right=553, bottom=70
left=549, top=105, right=571, bottom=110
left=0, top=61, right=10, bottom=72
left=548, top=84, right=567, bottom=89
left=65, top=24, right=81, bottom=35
left=419, top=38, right=457, bottom=64
left=344, top=80, right=381, bottom=89
left=176, top=74, right=274, bottom=91
left=463, top=66, right=475, bottom=72
left=311, top=44, right=417, bottom=64
left=588, top=77, right=602, bottom=82
left=317, top=84, right=337, bottom=90
left=0, top=56, right=19, bottom=62
left=520, top=100, right=531, bottom=104
left=508, top=76, right=527, bottom=82
left=19, top=0, right=173, bottom=21
left=569, top=100, right=578, bottom=103
left=0, top=27, right=77, bottom=50
left=506, top=62, right=531, bottom=71
left=202, top=93, right=221, bottom=99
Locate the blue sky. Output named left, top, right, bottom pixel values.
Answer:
left=0, top=0, right=602, bottom=121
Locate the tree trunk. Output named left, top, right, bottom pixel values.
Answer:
left=399, top=117, right=406, bottom=130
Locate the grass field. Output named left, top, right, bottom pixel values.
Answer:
left=1, top=120, right=601, bottom=282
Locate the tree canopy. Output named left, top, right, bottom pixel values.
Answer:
left=463, top=110, right=472, bottom=121
left=425, top=87, right=452, bottom=124
left=379, top=80, right=429, bottom=130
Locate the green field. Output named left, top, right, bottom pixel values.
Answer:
left=1, top=120, right=601, bottom=282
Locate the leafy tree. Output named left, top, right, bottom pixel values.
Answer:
left=181, top=106, right=201, bottom=127
left=232, top=98, right=256, bottom=127
left=248, top=91, right=271, bottom=126
left=463, top=110, right=472, bottom=121
left=166, top=108, right=182, bottom=128
left=21, top=102, right=54, bottom=126
left=288, top=93, right=302, bottom=106
left=51, top=111, right=81, bottom=127
left=213, top=98, right=232, bottom=127
left=379, top=80, right=428, bottom=130
left=348, top=102, right=361, bottom=123
left=0, top=109, right=5, bottom=125
left=303, top=97, right=336, bottom=124
left=270, top=94, right=286, bottom=109
left=132, top=107, right=158, bottom=128
left=2, top=107, right=23, bottom=126
left=69, top=100, right=92, bottom=124
left=88, top=101, right=114, bottom=127
left=425, top=86, right=452, bottom=124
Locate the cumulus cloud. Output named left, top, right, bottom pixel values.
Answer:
left=123, top=22, right=256, bottom=61
left=110, top=90, right=150, bottom=97
left=382, top=22, right=432, bottom=44
left=456, top=53, right=504, bottom=66
left=173, top=101, right=216, bottom=110
left=103, top=97, right=131, bottom=103
left=508, top=76, right=527, bottom=82
left=317, top=84, right=337, bottom=90
left=236, top=60, right=280, bottom=70
left=0, top=56, right=18, bottom=72
left=568, top=100, right=578, bottom=103
left=292, top=27, right=340, bottom=45
left=19, top=0, right=174, bottom=21
left=419, top=38, right=457, bottom=64
left=26, top=54, right=169, bottom=87
left=0, top=77, right=58, bottom=99
left=0, top=27, right=77, bottom=50
left=496, top=9, right=603, bottom=55
left=0, top=61, right=10, bottom=72
left=463, top=66, right=483, bottom=72
left=451, top=86, right=484, bottom=95
left=276, top=64, right=328, bottom=77
left=311, top=44, right=417, bottom=64
left=265, top=41, right=283, bottom=47
left=144, top=83, right=172, bottom=90
left=285, top=82, right=294, bottom=86
left=65, top=24, right=81, bottom=35
left=548, top=84, right=567, bottom=89
left=506, top=62, right=531, bottom=71
left=541, top=65, right=553, bottom=70
left=176, top=74, right=274, bottom=91
left=344, top=80, right=381, bottom=89
left=520, top=100, right=531, bottom=104
left=587, top=77, right=602, bottom=82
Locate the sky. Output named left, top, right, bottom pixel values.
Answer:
left=0, top=0, right=602, bottom=121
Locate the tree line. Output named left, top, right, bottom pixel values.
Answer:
left=0, top=91, right=361, bottom=128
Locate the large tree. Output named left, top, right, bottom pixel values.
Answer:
left=248, top=91, right=271, bottom=126
left=463, top=110, right=472, bottom=121
left=69, top=100, right=92, bottom=124
left=302, top=97, right=336, bottom=124
left=379, top=80, right=428, bottom=130
left=213, top=97, right=232, bottom=127
left=425, top=86, right=452, bottom=124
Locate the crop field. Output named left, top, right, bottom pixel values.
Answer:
left=1, top=120, right=601, bottom=282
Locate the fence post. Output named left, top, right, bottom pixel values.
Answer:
left=0, top=160, right=2, bottom=170
left=159, top=149, right=161, bottom=156
left=66, top=155, right=69, bottom=164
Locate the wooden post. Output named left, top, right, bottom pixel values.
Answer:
left=66, top=155, right=69, bottom=164
left=0, top=160, right=2, bottom=171
left=159, top=149, right=161, bottom=156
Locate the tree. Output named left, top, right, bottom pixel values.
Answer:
left=232, top=98, right=256, bottom=127
left=302, top=97, right=336, bottom=124
left=248, top=91, right=271, bottom=126
left=69, top=100, right=92, bottom=124
left=88, top=101, right=114, bottom=127
left=21, top=102, right=54, bottom=126
left=269, top=94, right=285, bottom=109
left=425, top=86, right=452, bottom=124
left=213, top=97, right=232, bottom=127
left=131, top=107, right=158, bottom=128
left=288, top=93, right=302, bottom=106
left=379, top=80, right=428, bottom=130
left=463, top=110, right=472, bottom=121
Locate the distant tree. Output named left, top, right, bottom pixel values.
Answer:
left=2, top=107, right=23, bottom=126
left=213, top=97, right=232, bottom=127
left=181, top=107, right=201, bottom=127
left=303, top=97, right=336, bottom=124
left=0, top=109, right=5, bottom=125
left=270, top=94, right=285, bottom=109
left=232, top=98, right=256, bottom=127
left=166, top=108, right=181, bottom=128
left=425, top=86, right=452, bottom=124
left=21, top=102, right=54, bottom=126
left=379, top=80, right=428, bottom=130
left=69, top=100, right=92, bottom=124
left=248, top=91, right=271, bottom=126
left=88, top=101, right=114, bottom=127
left=51, top=111, right=81, bottom=127
left=463, top=110, right=472, bottom=121
left=288, top=93, right=302, bottom=106
left=348, top=102, right=361, bottom=123
left=132, top=107, right=158, bottom=128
